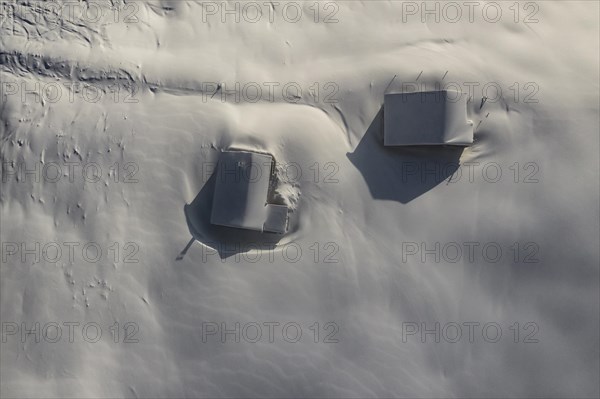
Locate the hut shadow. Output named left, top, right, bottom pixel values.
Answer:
left=178, top=171, right=284, bottom=261
left=347, top=107, right=464, bottom=204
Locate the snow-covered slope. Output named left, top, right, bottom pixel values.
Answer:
left=1, top=1, right=598, bottom=397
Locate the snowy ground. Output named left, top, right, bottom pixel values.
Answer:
left=1, top=1, right=599, bottom=398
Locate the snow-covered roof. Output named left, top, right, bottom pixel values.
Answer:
left=384, top=90, right=473, bottom=146
left=210, top=151, right=288, bottom=234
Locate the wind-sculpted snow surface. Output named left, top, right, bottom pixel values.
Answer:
left=0, top=1, right=599, bottom=398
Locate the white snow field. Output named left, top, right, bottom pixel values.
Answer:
left=0, top=1, right=599, bottom=398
